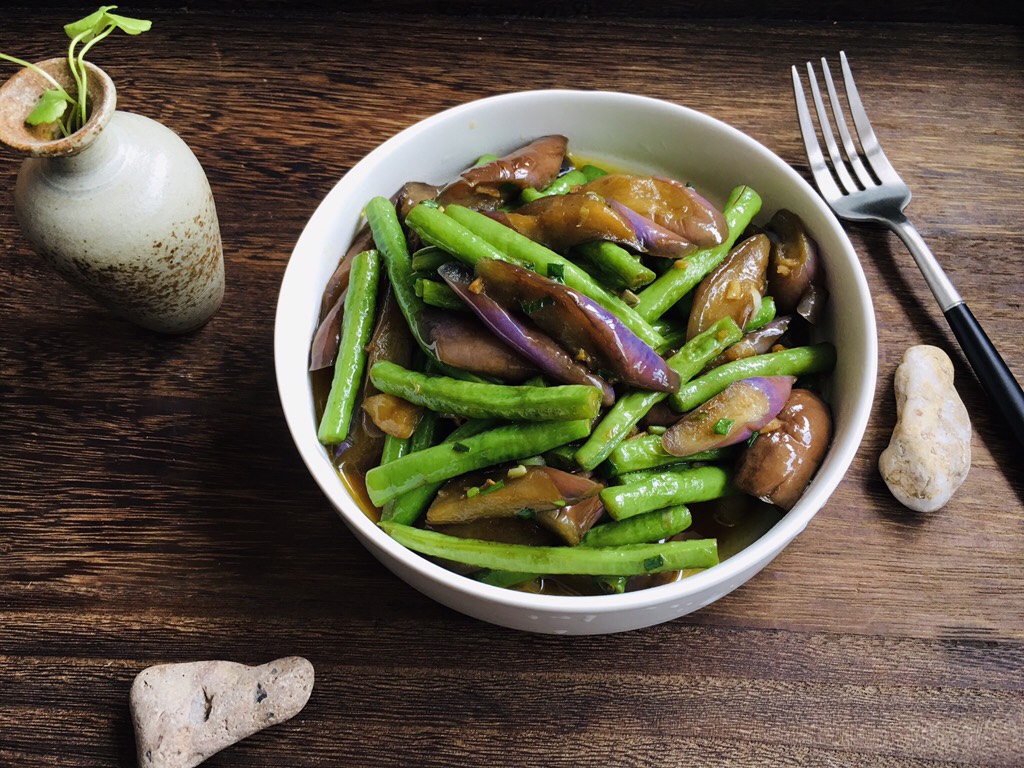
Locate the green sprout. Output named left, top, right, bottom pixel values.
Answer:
left=0, top=6, right=151, bottom=137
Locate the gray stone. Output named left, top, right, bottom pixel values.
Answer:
left=879, top=345, right=972, bottom=512
left=130, top=657, right=314, bottom=768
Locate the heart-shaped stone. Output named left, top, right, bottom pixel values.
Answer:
left=129, top=656, right=314, bottom=768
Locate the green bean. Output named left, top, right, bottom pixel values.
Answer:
left=411, top=245, right=453, bottom=273
left=365, top=419, right=593, bottom=506
left=654, top=296, right=776, bottom=354
left=573, top=317, right=743, bottom=470
left=543, top=441, right=583, bottom=471
left=382, top=418, right=496, bottom=525
left=670, top=342, right=837, bottom=412
left=405, top=202, right=529, bottom=269
left=519, top=168, right=589, bottom=203
left=746, top=296, right=777, bottom=331
left=440, top=204, right=665, bottom=349
left=365, top=197, right=435, bottom=352
left=415, top=278, right=465, bottom=311
left=379, top=410, right=438, bottom=523
left=604, top=436, right=736, bottom=476
left=380, top=521, right=719, bottom=575
left=581, top=504, right=692, bottom=547
left=600, top=465, right=733, bottom=520
left=380, top=432, right=412, bottom=465
left=574, top=241, right=656, bottom=292
left=634, top=186, right=762, bottom=322
left=369, top=361, right=602, bottom=421
left=317, top=250, right=381, bottom=445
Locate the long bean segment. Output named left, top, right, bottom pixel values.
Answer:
left=365, top=419, right=593, bottom=506
left=405, top=202, right=528, bottom=268
left=380, top=522, right=719, bottom=575
left=575, top=240, right=656, bottom=292
left=317, top=250, right=381, bottom=445
left=369, top=361, right=602, bottom=421
left=441, top=204, right=665, bottom=349
left=381, top=418, right=496, bottom=526
left=634, top=186, right=762, bottom=322
left=601, top=465, right=733, bottom=520
left=670, top=342, right=837, bottom=412
left=573, top=317, right=743, bottom=470
left=365, top=197, right=436, bottom=358
left=604, top=436, right=736, bottom=476
left=520, top=168, right=589, bottom=203
left=581, top=504, right=692, bottom=548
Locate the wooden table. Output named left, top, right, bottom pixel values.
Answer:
left=2, top=5, right=1021, bottom=766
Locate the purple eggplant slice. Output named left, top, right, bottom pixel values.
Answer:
left=535, top=496, right=606, bottom=546
left=418, top=307, right=538, bottom=382
left=605, top=200, right=698, bottom=258
left=687, top=234, right=770, bottom=341
left=704, top=317, right=792, bottom=371
left=438, top=262, right=615, bottom=404
left=766, top=209, right=827, bottom=324
left=499, top=192, right=643, bottom=253
left=580, top=174, right=728, bottom=248
left=437, top=135, right=568, bottom=211
left=361, top=393, right=423, bottom=439
left=474, top=258, right=680, bottom=393
left=733, top=388, right=833, bottom=510
left=309, top=288, right=346, bottom=371
left=426, top=465, right=602, bottom=525
left=662, top=375, right=796, bottom=457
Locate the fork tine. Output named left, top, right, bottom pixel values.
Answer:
left=791, top=65, right=843, bottom=202
left=839, top=51, right=904, bottom=187
left=819, top=57, right=875, bottom=189
left=805, top=61, right=860, bottom=195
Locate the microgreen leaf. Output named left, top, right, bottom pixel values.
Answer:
left=64, top=6, right=119, bottom=41
left=3, top=6, right=151, bottom=137
left=106, top=13, right=153, bottom=35
left=25, top=89, right=71, bottom=125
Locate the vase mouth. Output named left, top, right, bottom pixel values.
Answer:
left=0, top=57, right=116, bottom=158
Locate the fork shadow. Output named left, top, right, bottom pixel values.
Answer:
left=856, top=225, right=1024, bottom=509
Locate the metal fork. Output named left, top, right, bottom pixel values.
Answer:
left=793, top=51, right=1024, bottom=448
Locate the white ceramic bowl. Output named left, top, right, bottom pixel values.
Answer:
left=275, top=89, right=876, bottom=635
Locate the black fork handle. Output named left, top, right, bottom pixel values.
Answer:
left=889, top=216, right=1024, bottom=448
left=945, top=302, right=1024, bottom=449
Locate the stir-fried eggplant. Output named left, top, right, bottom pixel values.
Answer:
left=361, top=393, right=422, bottom=439
left=497, top=192, right=642, bottom=253
left=426, top=465, right=602, bottom=525
left=766, top=209, right=827, bottom=324
left=419, top=308, right=537, bottom=382
left=436, top=135, right=569, bottom=211
left=686, top=234, right=770, bottom=340
left=732, top=388, right=833, bottom=511
left=438, top=262, right=615, bottom=404
left=662, top=376, right=795, bottom=456
left=705, top=316, right=792, bottom=370
left=474, top=258, right=680, bottom=392
left=581, top=174, right=728, bottom=249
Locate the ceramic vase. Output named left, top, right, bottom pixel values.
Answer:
left=0, top=58, right=224, bottom=334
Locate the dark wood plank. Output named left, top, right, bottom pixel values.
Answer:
left=1, top=8, right=1021, bottom=768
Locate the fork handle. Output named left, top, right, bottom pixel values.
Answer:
left=891, top=217, right=1024, bottom=448
left=945, top=302, right=1024, bottom=448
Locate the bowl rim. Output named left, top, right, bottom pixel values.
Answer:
left=275, top=88, right=877, bottom=618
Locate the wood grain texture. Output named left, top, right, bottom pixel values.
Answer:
left=1, top=8, right=1022, bottom=767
